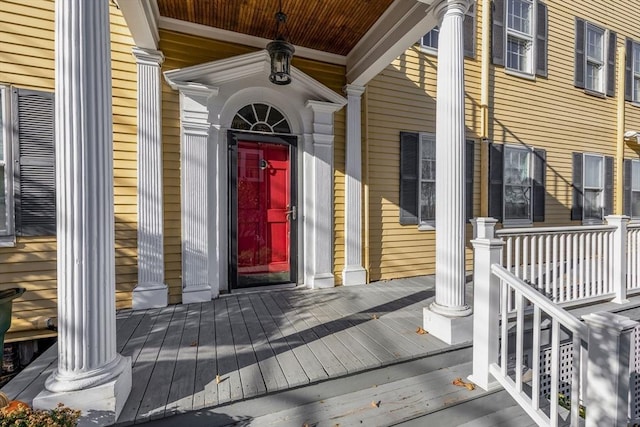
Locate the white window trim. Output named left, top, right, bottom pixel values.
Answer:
left=633, top=41, right=640, bottom=104
left=419, top=5, right=476, bottom=57
left=0, top=85, right=15, bottom=247
left=418, top=132, right=436, bottom=230
left=502, top=144, right=534, bottom=227
left=505, top=0, right=536, bottom=76
left=582, top=153, right=605, bottom=225
left=631, top=159, right=640, bottom=219
left=584, top=23, right=607, bottom=95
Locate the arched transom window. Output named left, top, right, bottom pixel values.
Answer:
left=231, top=103, right=291, bottom=134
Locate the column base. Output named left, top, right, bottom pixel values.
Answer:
left=33, top=357, right=132, bottom=427
left=341, top=266, right=367, bottom=286
left=132, top=283, right=168, bottom=310
left=182, top=284, right=212, bottom=304
left=308, top=274, right=335, bottom=289
left=423, top=305, right=473, bottom=345
left=466, top=374, right=502, bottom=392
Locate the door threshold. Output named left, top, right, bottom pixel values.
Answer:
left=229, top=282, right=299, bottom=295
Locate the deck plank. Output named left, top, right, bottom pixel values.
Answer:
left=213, top=297, right=243, bottom=404
left=192, top=301, right=218, bottom=410
left=225, top=296, right=267, bottom=399
left=235, top=295, right=289, bottom=392
left=136, top=304, right=188, bottom=422
left=118, top=305, right=176, bottom=425
left=256, top=292, right=329, bottom=383
left=116, top=309, right=146, bottom=353
left=164, top=303, right=202, bottom=417
left=2, top=343, right=58, bottom=403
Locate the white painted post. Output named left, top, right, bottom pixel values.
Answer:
left=606, top=215, right=630, bottom=303
left=469, top=218, right=503, bottom=390
left=583, top=312, right=637, bottom=427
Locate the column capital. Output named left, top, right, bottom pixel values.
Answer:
left=433, top=0, right=473, bottom=21
left=305, top=100, right=344, bottom=115
left=132, top=47, right=164, bottom=66
left=343, top=84, right=366, bottom=98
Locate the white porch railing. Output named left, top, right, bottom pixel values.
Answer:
left=471, top=217, right=640, bottom=427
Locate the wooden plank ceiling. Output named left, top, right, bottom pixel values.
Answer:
left=156, top=0, right=395, bottom=56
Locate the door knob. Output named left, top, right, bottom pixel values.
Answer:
left=285, top=206, right=297, bottom=221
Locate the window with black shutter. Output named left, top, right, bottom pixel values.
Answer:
left=574, top=18, right=616, bottom=97
left=624, top=159, right=640, bottom=218
left=626, top=38, right=640, bottom=103
left=571, top=153, right=612, bottom=223
left=399, top=132, right=475, bottom=227
left=420, top=4, right=477, bottom=58
left=13, top=88, right=56, bottom=236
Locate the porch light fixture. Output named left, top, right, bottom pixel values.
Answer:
left=266, top=1, right=294, bottom=85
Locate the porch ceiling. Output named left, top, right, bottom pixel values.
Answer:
left=156, top=0, right=395, bottom=56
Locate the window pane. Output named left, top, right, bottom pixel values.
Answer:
left=0, top=164, right=5, bottom=233
left=633, top=191, right=640, bottom=218
left=507, top=0, right=532, bottom=35
left=504, top=185, right=530, bottom=219
left=420, top=182, right=435, bottom=222
left=504, top=148, right=531, bottom=221
left=0, top=90, right=3, bottom=161
left=506, top=36, right=530, bottom=72
left=633, top=161, right=640, bottom=191
left=586, top=62, right=602, bottom=92
left=635, top=77, right=640, bottom=102
left=504, top=148, right=529, bottom=185
left=584, top=156, right=602, bottom=188
left=422, top=28, right=439, bottom=49
left=586, top=27, right=603, bottom=60
left=635, top=44, right=640, bottom=71
left=584, top=189, right=602, bottom=221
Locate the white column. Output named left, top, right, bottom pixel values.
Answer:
left=583, top=312, right=637, bottom=427
left=132, top=47, right=168, bottom=310
left=179, top=84, right=218, bottom=303
left=305, top=101, right=344, bottom=288
left=606, top=215, right=630, bottom=304
left=342, top=85, right=367, bottom=286
left=423, top=0, right=473, bottom=345
left=33, top=1, right=132, bottom=424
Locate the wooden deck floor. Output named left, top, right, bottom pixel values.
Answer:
left=2, top=276, right=469, bottom=425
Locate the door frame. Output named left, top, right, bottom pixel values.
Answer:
left=227, top=130, right=298, bottom=290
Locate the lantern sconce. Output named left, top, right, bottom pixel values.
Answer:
left=266, top=1, right=295, bottom=85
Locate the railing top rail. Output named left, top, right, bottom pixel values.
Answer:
left=628, top=223, right=640, bottom=230
left=490, top=264, right=589, bottom=338
left=496, top=224, right=616, bottom=237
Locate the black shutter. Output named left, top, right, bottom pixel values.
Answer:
left=466, top=140, right=475, bottom=222
left=532, top=148, right=546, bottom=222
left=604, top=156, right=614, bottom=217
left=624, top=159, right=632, bottom=216
left=488, top=143, right=504, bottom=221
left=571, top=152, right=583, bottom=220
left=463, top=9, right=475, bottom=58
left=14, top=88, right=56, bottom=236
left=626, top=39, right=634, bottom=101
left=574, top=18, right=586, bottom=89
left=399, top=132, right=419, bottom=225
left=535, top=2, right=548, bottom=77
left=606, top=32, right=617, bottom=97
left=492, top=0, right=505, bottom=66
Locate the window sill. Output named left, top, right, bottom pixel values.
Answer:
left=0, top=236, right=16, bottom=247
left=418, top=223, right=436, bottom=231
left=504, top=68, right=536, bottom=81
left=419, top=46, right=438, bottom=57
left=630, top=101, right=640, bottom=108
left=502, top=220, right=533, bottom=228
left=583, top=88, right=606, bottom=99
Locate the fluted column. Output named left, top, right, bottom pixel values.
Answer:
left=179, top=84, right=218, bottom=303
left=34, top=0, right=132, bottom=423
left=305, top=101, right=344, bottom=288
left=342, top=85, right=367, bottom=286
left=423, top=0, right=474, bottom=345
left=132, top=47, right=168, bottom=310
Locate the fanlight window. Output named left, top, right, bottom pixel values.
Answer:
left=231, top=103, right=291, bottom=134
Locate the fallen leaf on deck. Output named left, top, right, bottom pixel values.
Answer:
left=371, top=314, right=378, bottom=320
left=371, top=400, right=380, bottom=408
left=416, top=327, right=427, bottom=335
left=216, top=374, right=222, bottom=384
left=452, top=377, right=475, bottom=391
left=190, top=341, right=198, bottom=346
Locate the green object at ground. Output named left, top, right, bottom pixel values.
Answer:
left=0, top=288, right=25, bottom=363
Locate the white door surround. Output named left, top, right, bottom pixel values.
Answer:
left=164, top=51, right=346, bottom=301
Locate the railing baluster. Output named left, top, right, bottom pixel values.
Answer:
left=546, top=235, right=551, bottom=298
left=559, top=234, right=565, bottom=302
left=515, top=236, right=521, bottom=278
left=515, top=290, right=524, bottom=392
left=532, top=305, right=541, bottom=411
left=572, top=233, right=578, bottom=301
left=531, top=235, right=537, bottom=288
left=597, top=232, right=603, bottom=296
left=590, top=232, right=596, bottom=297
left=552, top=234, right=558, bottom=301
left=501, top=279, right=508, bottom=377
left=550, top=319, right=560, bottom=427
left=523, top=235, right=529, bottom=283
left=538, top=235, right=544, bottom=291
left=506, top=236, right=513, bottom=272
left=570, top=335, right=581, bottom=427
left=579, top=233, right=585, bottom=299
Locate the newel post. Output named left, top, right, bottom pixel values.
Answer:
left=583, top=312, right=637, bottom=427
left=469, top=218, right=503, bottom=390
left=606, top=215, right=630, bottom=304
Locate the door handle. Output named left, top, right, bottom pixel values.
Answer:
left=285, top=206, right=297, bottom=221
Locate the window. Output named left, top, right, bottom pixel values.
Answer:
left=488, top=143, right=545, bottom=224
left=399, top=132, right=474, bottom=226
left=626, top=39, right=640, bottom=103
left=231, top=103, right=291, bottom=134
left=631, top=160, right=640, bottom=218
left=492, top=0, right=547, bottom=77
left=571, top=152, right=613, bottom=223
left=420, top=5, right=476, bottom=57
left=419, top=134, right=436, bottom=225
left=574, top=19, right=616, bottom=96
left=0, top=86, right=12, bottom=244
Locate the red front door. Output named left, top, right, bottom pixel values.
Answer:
left=231, top=138, right=295, bottom=288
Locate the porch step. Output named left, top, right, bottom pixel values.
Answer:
left=137, top=345, right=482, bottom=426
